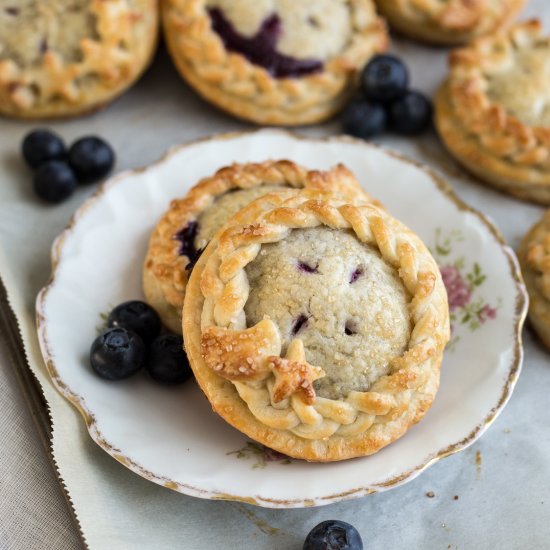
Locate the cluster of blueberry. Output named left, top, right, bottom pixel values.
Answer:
left=342, top=54, right=432, bottom=139
left=90, top=301, right=192, bottom=385
left=22, top=129, right=115, bottom=203
left=303, top=520, right=362, bottom=550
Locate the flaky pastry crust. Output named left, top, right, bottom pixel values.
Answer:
left=183, top=190, right=450, bottom=461
left=143, top=160, right=371, bottom=333
left=436, top=20, right=550, bottom=205
left=518, top=211, right=550, bottom=350
left=375, top=0, right=524, bottom=45
left=161, top=0, right=388, bottom=125
left=0, top=0, right=158, bottom=119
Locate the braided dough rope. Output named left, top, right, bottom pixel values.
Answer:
left=144, top=160, right=372, bottom=333
left=0, top=0, right=158, bottom=118
left=375, top=0, right=524, bottom=45
left=436, top=20, right=550, bottom=204
left=161, top=0, right=388, bottom=125
left=184, top=190, right=450, bottom=460
left=518, top=211, right=550, bottom=350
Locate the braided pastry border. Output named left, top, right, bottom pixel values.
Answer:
left=187, top=191, right=449, bottom=458
left=143, top=160, right=371, bottom=333
left=161, top=0, right=388, bottom=125
left=0, top=0, right=158, bottom=118
left=436, top=20, right=550, bottom=203
left=375, top=0, right=524, bottom=45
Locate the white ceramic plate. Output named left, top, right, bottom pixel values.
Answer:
left=37, top=130, right=527, bottom=508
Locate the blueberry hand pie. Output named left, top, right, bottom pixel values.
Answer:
left=436, top=21, right=550, bottom=205
left=161, top=0, right=388, bottom=125
left=0, top=0, right=158, bottom=119
left=183, top=191, right=450, bottom=461
left=375, top=0, right=524, bottom=45
left=518, top=211, right=550, bottom=350
left=143, top=160, right=371, bottom=334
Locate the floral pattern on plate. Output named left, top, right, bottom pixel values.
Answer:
left=227, top=442, right=292, bottom=469
left=432, top=229, right=501, bottom=351
left=36, top=130, right=527, bottom=508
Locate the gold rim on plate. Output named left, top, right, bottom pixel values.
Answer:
left=35, top=129, right=528, bottom=508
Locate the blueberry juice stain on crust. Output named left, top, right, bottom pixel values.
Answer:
left=297, top=260, right=319, bottom=274
left=291, top=314, right=309, bottom=336
left=174, top=221, right=203, bottom=269
left=344, top=320, right=358, bottom=335
left=350, top=267, right=364, bottom=284
left=208, top=8, right=323, bottom=78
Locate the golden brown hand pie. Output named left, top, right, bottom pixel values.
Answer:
left=436, top=20, right=550, bottom=205
left=161, top=0, right=388, bottom=125
left=518, top=211, right=550, bottom=350
left=375, top=0, right=524, bottom=45
left=183, top=190, right=450, bottom=461
left=143, top=160, right=372, bottom=333
left=0, top=0, right=158, bottom=119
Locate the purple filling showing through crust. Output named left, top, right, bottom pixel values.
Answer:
left=184, top=246, right=205, bottom=271
left=207, top=8, right=323, bottom=78
left=349, top=267, right=363, bottom=284
left=174, top=221, right=202, bottom=269
left=291, top=314, right=309, bottom=336
left=344, top=320, right=357, bottom=335
left=297, top=260, right=319, bottom=274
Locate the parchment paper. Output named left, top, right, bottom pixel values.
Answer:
left=0, top=3, right=549, bottom=548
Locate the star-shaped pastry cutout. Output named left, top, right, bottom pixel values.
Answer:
left=201, top=320, right=282, bottom=381
left=268, top=339, right=325, bottom=406
left=41, top=52, right=80, bottom=102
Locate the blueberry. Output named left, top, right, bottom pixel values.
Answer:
left=303, top=520, right=363, bottom=550
left=146, top=334, right=192, bottom=385
left=107, top=301, right=161, bottom=345
left=22, top=129, right=66, bottom=169
left=388, top=90, right=433, bottom=135
left=68, top=136, right=115, bottom=184
left=90, top=327, right=145, bottom=381
left=33, top=161, right=77, bottom=203
left=342, top=99, right=386, bottom=140
left=361, top=54, right=409, bottom=103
